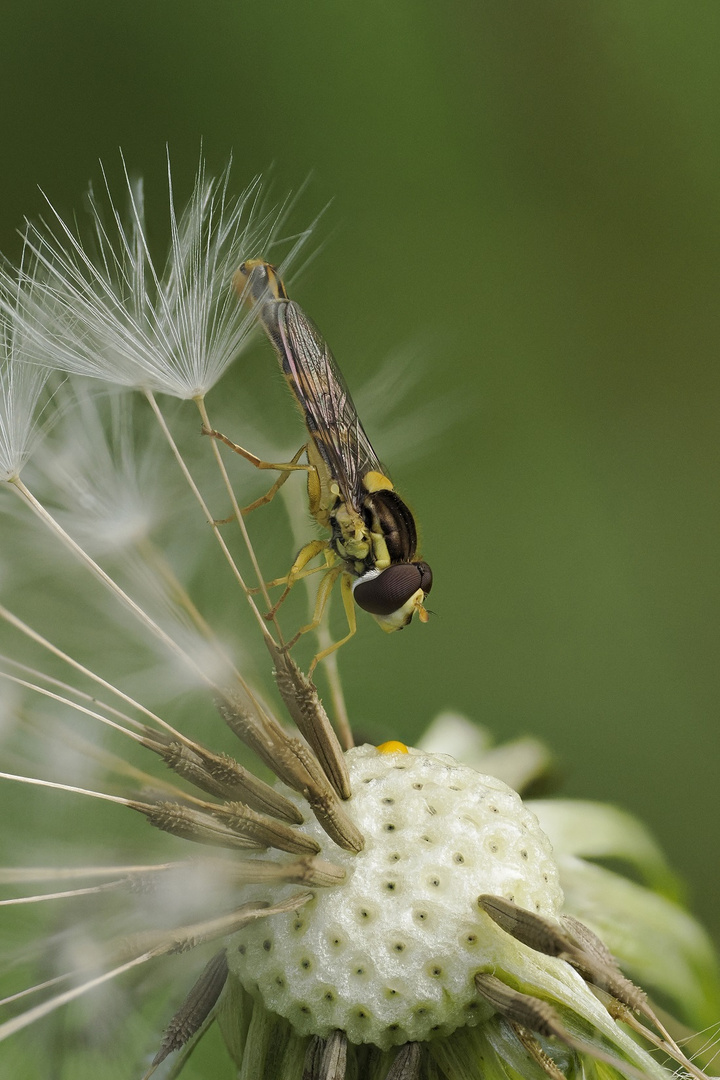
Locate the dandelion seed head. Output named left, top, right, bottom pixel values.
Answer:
left=229, top=745, right=563, bottom=1049
left=29, top=388, right=159, bottom=557
left=2, top=155, right=311, bottom=399
left=0, top=323, right=51, bottom=481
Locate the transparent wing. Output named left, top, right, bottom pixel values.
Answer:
left=275, top=300, right=386, bottom=510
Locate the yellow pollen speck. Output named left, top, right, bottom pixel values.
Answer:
left=377, top=741, right=409, bottom=754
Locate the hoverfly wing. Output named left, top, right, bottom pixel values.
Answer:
left=276, top=300, right=386, bottom=511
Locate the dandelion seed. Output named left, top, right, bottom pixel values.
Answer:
left=1, top=153, right=311, bottom=398
left=27, top=385, right=161, bottom=556
left=0, top=319, right=51, bottom=482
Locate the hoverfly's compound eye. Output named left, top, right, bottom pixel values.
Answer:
left=415, top=561, right=433, bottom=596
left=235, top=260, right=288, bottom=304
left=353, top=561, right=433, bottom=617
left=238, top=260, right=268, bottom=287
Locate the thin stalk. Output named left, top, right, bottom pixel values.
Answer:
left=0, top=606, right=215, bottom=745
left=279, top=480, right=352, bottom=748
left=0, top=973, right=68, bottom=1009
left=0, top=653, right=154, bottom=735
left=0, top=882, right=126, bottom=906
left=0, top=669, right=146, bottom=744
left=194, top=395, right=286, bottom=644
left=0, top=863, right=184, bottom=884
left=8, top=480, right=220, bottom=689
left=314, top=625, right=353, bottom=751
left=0, top=771, right=135, bottom=808
left=0, top=891, right=311, bottom=1042
left=19, top=714, right=189, bottom=799
left=137, top=535, right=245, bottom=682
left=0, top=952, right=162, bottom=1042
left=143, top=390, right=276, bottom=648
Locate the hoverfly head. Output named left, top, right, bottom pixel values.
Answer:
left=352, top=561, right=433, bottom=633
left=233, top=259, right=288, bottom=306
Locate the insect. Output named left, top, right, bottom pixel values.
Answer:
left=205, top=260, right=432, bottom=671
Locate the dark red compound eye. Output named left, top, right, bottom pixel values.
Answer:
left=354, top=562, right=433, bottom=617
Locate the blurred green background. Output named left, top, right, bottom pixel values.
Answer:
left=1, top=0, right=719, bottom=1040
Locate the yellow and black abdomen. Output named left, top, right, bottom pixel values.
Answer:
left=361, top=487, right=418, bottom=566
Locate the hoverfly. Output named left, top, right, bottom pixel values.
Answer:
left=206, top=260, right=432, bottom=671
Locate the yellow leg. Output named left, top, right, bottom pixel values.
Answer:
left=307, top=574, right=358, bottom=675
left=203, top=433, right=311, bottom=519
left=284, top=565, right=345, bottom=656
left=202, top=426, right=313, bottom=475
left=238, top=446, right=307, bottom=515
left=243, top=562, right=328, bottom=597
left=282, top=571, right=358, bottom=675
left=257, top=563, right=327, bottom=592
left=264, top=539, right=330, bottom=620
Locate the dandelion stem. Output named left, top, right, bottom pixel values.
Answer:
left=8, top=479, right=221, bottom=688
left=0, top=608, right=223, bottom=747
left=0, top=668, right=146, bottom=743
left=0, top=952, right=163, bottom=1042
left=0, top=771, right=133, bottom=805
left=195, top=395, right=287, bottom=644
left=143, top=390, right=278, bottom=648
left=315, top=638, right=353, bottom=751
left=137, top=535, right=245, bottom=681
left=0, top=882, right=126, bottom=906
left=0, top=862, right=184, bottom=884
left=279, top=480, right=352, bottom=748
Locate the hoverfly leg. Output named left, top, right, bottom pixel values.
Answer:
left=239, top=446, right=308, bottom=515
left=202, top=426, right=312, bottom=476
left=207, top=446, right=306, bottom=524
left=264, top=586, right=292, bottom=621
left=264, top=539, right=330, bottom=621
left=307, top=574, right=358, bottom=675
left=284, top=564, right=345, bottom=657
left=203, top=429, right=314, bottom=518
left=244, top=564, right=323, bottom=599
